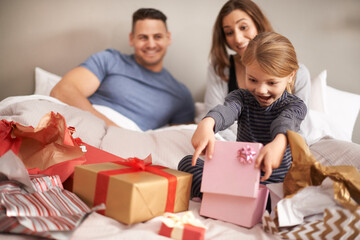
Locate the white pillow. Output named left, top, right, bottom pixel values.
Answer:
left=324, top=86, right=360, bottom=141
left=301, top=109, right=350, bottom=145
left=303, top=69, right=360, bottom=143
left=34, top=67, right=62, bottom=95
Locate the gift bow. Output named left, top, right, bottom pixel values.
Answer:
left=163, top=211, right=206, bottom=229
left=119, top=155, right=152, bottom=170
left=162, top=211, right=206, bottom=240
left=237, top=145, right=256, bottom=164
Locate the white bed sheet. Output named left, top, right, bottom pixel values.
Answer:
left=0, top=95, right=278, bottom=240
left=71, top=201, right=278, bottom=240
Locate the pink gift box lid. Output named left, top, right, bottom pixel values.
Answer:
left=200, top=141, right=263, bottom=198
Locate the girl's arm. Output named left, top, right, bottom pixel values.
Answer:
left=191, top=117, right=216, bottom=166
left=193, top=90, right=244, bottom=165
left=255, top=133, right=287, bottom=181
left=257, top=98, right=307, bottom=181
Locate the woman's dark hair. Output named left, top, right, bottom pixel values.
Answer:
left=210, top=0, right=273, bottom=81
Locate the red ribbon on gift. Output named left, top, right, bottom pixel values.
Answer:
left=94, top=155, right=177, bottom=215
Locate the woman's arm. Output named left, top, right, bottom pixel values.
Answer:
left=294, top=63, right=311, bottom=107
left=204, top=64, right=238, bottom=141
left=204, top=64, right=229, bottom=112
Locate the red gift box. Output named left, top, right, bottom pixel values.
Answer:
left=159, top=212, right=206, bottom=240
left=62, top=142, right=125, bottom=191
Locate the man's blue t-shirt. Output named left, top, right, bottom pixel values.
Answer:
left=80, top=49, right=195, bottom=131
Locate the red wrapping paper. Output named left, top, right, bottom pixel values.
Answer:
left=0, top=112, right=86, bottom=182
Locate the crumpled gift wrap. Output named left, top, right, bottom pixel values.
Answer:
left=262, top=131, right=360, bottom=238
left=73, top=155, right=192, bottom=225
left=0, top=174, right=94, bottom=236
left=277, top=177, right=338, bottom=227
left=12, top=112, right=85, bottom=171
left=0, top=150, right=34, bottom=192
left=0, top=152, right=95, bottom=239
left=159, top=211, right=206, bottom=240
left=1, top=112, right=86, bottom=182
left=262, top=206, right=360, bottom=239
left=284, top=131, right=360, bottom=211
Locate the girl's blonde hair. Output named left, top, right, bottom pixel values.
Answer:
left=210, top=0, right=274, bottom=81
left=242, top=32, right=299, bottom=93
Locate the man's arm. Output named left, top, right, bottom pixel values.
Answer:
left=50, top=66, right=118, bottom=127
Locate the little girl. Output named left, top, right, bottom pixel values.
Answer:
left=178, top=32, right=307, bottom=200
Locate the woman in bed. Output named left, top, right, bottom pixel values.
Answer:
left=205, top=0, right=311, bottom=140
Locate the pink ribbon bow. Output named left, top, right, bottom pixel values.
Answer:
left=237, top=145, right=256, bottom=164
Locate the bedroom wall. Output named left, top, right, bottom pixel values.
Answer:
left=0, top=0, right=359, bottom=143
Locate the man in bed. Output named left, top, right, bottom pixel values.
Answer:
left=50, top=8, right=195, bottom=131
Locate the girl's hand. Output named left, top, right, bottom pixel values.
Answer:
left=191, top=117, right=216, bottom=166
left=255, top=133, right=287, bottom=181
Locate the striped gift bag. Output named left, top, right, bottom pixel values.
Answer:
left=0, top=175, right=94, bottom=238
left=262, top=207, right=360, bottom=239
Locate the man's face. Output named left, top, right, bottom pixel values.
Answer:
left=129, top=19, right=171, bottom=72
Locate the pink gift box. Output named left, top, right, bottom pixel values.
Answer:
left=199, top=141, right=269, bottom=228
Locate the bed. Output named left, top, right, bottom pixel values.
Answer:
left=0, top=68, right=360, bottom=239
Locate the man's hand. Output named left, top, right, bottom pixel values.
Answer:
left=191, top=117, right=216, bottom=166
left=255, top=133, right=287, bottom=181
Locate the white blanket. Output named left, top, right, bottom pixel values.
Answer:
left=0, top=95, right=277, bottom=240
